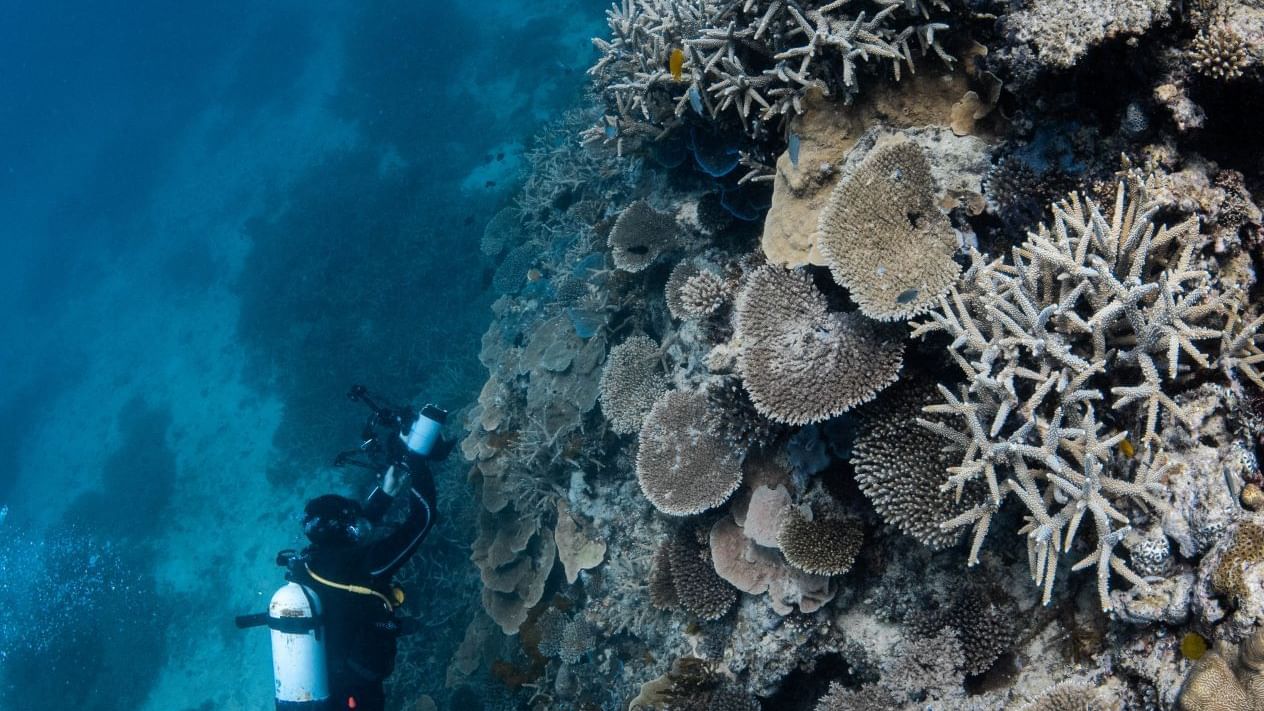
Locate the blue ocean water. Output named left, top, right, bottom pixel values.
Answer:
left=0, top=1, right=601, bottom=708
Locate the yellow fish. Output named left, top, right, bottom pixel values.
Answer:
left=1119, top=437, right=1135, bottom=459
left=669, top=48, right=684, bottom=81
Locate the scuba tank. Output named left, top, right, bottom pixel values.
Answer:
left=237, top=554, right=331, bottom=710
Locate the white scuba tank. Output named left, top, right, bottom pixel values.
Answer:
left=269, top=581, right=330, bottom=709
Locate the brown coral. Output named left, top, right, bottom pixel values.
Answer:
left=599, top=334, right=670, bottom=435
left=1189, top=27, right=1251, bottom=82
left=636, top=390, right=743, bottom=515
left=609, top=199, right=677, bottom=272
left=677, top=270, right=729, bottom=319
left=1212, top=521, right=1264, bottom=602
left=816, top=138, right=960, bottom=321
left=667, top=525, right=738, bottom=621
left=852, top=379, right=983, bottom=550
left=735, top=265, right=904, bottom=426
left=777, top=508, right=863, bottom=576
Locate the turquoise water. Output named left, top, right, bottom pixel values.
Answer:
left=0, top=1, right=601, bottom=708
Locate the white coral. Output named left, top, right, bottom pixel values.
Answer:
left=912, top=172, right=1261, bottom=610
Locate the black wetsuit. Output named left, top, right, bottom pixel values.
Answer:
left=301, top=469, right=436, bottom=711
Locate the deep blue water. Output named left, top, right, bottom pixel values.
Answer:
left=0, top=1, right=601, bottom=707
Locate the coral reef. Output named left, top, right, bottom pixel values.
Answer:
left=447, top=0, right=1264, bottom=706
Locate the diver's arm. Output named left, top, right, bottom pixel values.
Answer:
left=364, top=476, right=436, bottom=580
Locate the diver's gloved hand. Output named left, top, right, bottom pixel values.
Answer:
left=382, top=465, right=410, bottom=497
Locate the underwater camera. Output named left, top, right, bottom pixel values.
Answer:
left=333, top=384, right=451, bottom=476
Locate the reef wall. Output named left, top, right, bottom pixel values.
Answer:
left=441, top=0, right=1264, bottom=708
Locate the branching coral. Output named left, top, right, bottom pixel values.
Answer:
left=910, top=171, right=1264, bottom=609
left=666, top=261, right=730, bottom=320
left=637, top=390, right=743, bottom=515
left=910, top=584, right=1018, bottom=675
left=703, top=375, right=787, bottom=454
left=735, top=265, right=905, bottom=425
left=852, top=379, right=984, bottom=550
left=1188, top=26, right=1252, bottom=82
left=777, top=508, right=863, bottom=576
left=816, top=137, right=961, bottom=321
left=482, top=206, right=520, bottom=257
left=600, top=334, right=670, bottom=435
left=585, top=0, right=952, bottom=142
left=609, top=200, right=678, bottom=273
left=664, top=525, right=739, bottom=620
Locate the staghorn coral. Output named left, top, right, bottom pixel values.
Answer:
left=816, top=137, right=961, bottom=321
left=852, top=378, right=984, bottom=550
left=609, top=200, right=678, bottom=273
left=585, top=0, right=952, bottom=142
left=735, top=265, right=904, bottom=426
left=637, top=390, right=743, bottom=515
left=776, top=507, right=863, bottom=576
left=1188, top=26, right=1252, bottom=82
left=911, top=171, right=1261, bottom=609
left=600, top=334, right=670, bottom=435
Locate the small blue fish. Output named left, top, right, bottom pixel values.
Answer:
left=604, top=123, right=618, bottom=140
left=896, top=288, right=920, bottom=304
left=788, top=133, right=801, bottom=167
left=688, top=84, right=703, bottom=115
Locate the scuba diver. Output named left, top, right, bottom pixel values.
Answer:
left=296, top=461, right=433, bottom=710
left=238, top=386, right=451, bottom=711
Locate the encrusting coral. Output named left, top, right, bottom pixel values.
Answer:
left=636, top=390, right=743, bottom=515
left=735, top=265, right=904, bottom=425
left=599, top=334, right=670, bottom=435
left=911, top=170, right=1262, bottom=609
left=609, top=200, right=679, bottom=273
left=816, top=136, right=961, bottom=321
